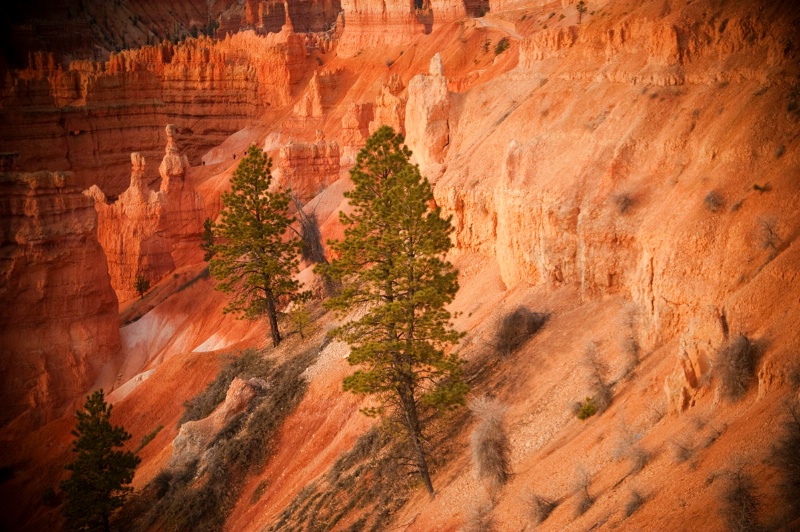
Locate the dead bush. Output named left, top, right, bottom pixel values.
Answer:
left=613, top=424, right=649, bottom=475
left=573, top=467, right=594, bottom=517
left=529, top=493, right=557, bottom=524
left=292, top=195, right=326, bottom=264
left=720, top=468, right=760, bottom=532
left=613, top=193, right=634, bottom=214
left=716, top=334, right=758, bottom=402
left=469, top=397, right=511, bottom=494
left=770, top=402, right=800, bottom=521
left=462, top=502, right=495, bottom=532
left=671, top=438, right=695, bottom=465
left=704, top=191, right=724, bottom=212
left=493, top=307, right=548, bottom=356
left=583, top=344, right=612, bottom=413
left=625, top=489, right=645, bottom=517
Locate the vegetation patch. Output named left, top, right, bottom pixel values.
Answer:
left=118, top=348, right=316, bottom=531
left=716, top=334, right=758, bottom=402
left=493, top=307, right=548, bottom=356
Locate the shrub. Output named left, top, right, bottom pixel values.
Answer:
left=770, top=402, right=800, bottom=521
left=576, top=397, right=597, bottom=420
left=494, top=37, right=510, bottom=55
left=716, top=334, right=758, bottom=402
left=573, top=468, right=593, bottom=516
left=720, top=469, right=760, bottom=532
left=493, top=307, right=548, bottom=356
left=671, top=438, right=695, bottom=464
left=613, top=424, right=649, bottom=474
left=583, top=344, right=612, bottom=413
left=625, top=489, right=645, bottom=517
left=704, top=191, right=724, bottom=212
left=463, top=503, right=495, bottom=532
left=529, top=493, right=557, bottom=523
left=469, top=397, right=511, bottom=494
left=613, top=193, right=634, bottom=214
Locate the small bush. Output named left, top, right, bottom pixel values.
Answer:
left=493, top=307, right=548, bottom=356
left=463, top=503, right=495, bottom=532
left=574, top=469, right=593, bottom=517
left=613, top=193, right=634, bottom=214
left=716, top=334, right=758, bottom=402
left=135, top=425, right=163, bottom=453
left=576, top=397, right=597, bottom=420
left=770, top=402, right=800, bottom=521
left=613, top=425, right=649, bottom=474
left=671, top=438, right=695, bottom=464
left=704, top=191, right=724, bottom=212
left=583, top=344, right=612, bottom=413
left=625, top=489, right=645, bottom=517
left=720, top=469, right=760, bottom=532
left=494, top=37, right=510, bottom=55
left=469, top=397, right=511, bottom=494
left=529, top=493, right=557, bottom=523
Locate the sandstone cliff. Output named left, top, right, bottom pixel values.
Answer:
left=88, top=125, right=206, bottom=302
left=0, top=171, right=120, bottom=432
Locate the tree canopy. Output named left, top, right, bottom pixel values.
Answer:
left=319, top=126, right=467, bottom=495
left=61, top=389, right=140, bottom=532
left=208, top=145, right=304, bottom=347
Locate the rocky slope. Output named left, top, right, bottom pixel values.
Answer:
left=1, top=0, right=799, bottom=530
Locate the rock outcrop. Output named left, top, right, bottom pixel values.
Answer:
left=88, top=125, right=206, bottom=302
left=341, top=102, right=374, bottom=166
left=170, top=377, right=265, bottom=470
left=276, top=130, right=341, bottom=201
left=0, top=171, right=120, bottom=432
left=369, top=73, right=407, bottom=135
left=337, top=0, right=425, bottom=58
left=405, top=53, right=451, bottom=178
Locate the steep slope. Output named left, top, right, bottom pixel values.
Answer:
left=1, top=0, right=799, bottom=530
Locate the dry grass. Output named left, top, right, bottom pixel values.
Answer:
left=469, top=397, right=511, bottom=495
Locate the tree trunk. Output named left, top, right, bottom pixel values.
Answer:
left=401, top=392, right=435, bottom=496
left=265, top=287, right=281, bottom=347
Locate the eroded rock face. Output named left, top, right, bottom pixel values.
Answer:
left=341, top=102, right=374, bottom=166
left=405, top=53, right=451, bottom=179
left=89, top=126, right=206, bottom=302
left=0, top=171, right=120, bottom=432
left=338, top=0, right=425, bottom=58
left=277, top=131, right=341, bottom=201
left=369, top=73, right=406, bottom=135
left=0, top=30, right=306, bottom=196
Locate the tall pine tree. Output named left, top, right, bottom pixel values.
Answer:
left=61, top=390, right=140, bottom=532
left=208, top=145, right=304, bottom=347
left=319, top=126, right=467, bottom=496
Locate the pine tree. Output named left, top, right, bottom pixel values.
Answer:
left=134, top=273, right=150, bottom=300
left=201, top=217, right=215, bottom=261
left=61, top=390, right=140, bottom=532
left=577, top=0, right=588, bottom=23
left=318, top=126, right=467, bottom=496
left=208, top=145, right=304, bottom=347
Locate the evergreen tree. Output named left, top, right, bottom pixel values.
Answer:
left=208, top=145, right=304, bottom=347
left=318, top=126, right=467, bottom=496
left=61, top=390, right=140, bottom=532
left=577, top=0, right=588, bottom=23
left=134, top=273, right=149, bottom=300
left=201, top=217, right=215, bottom=261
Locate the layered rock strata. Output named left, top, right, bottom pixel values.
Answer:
left=277, top=131, right=341, bottom=201
left=337, top=0, right=426, bottom=58
left=0, top=171, right=120, bottom=431
left=0, top=30, right=306, bottom=196
left=369, top=73, right=407, bottom=135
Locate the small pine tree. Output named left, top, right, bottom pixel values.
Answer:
left=208, top=145, right=306, bottom=347
left=134, top=273, right=150, bottom=300
left=318, top=126, right=467, bottom=496
left=201, top=218, right=215, bottom=262
left=61, top=390, right=140, bottom=532
left=577, top=0, right=588, bottom=23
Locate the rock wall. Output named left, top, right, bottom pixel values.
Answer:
left=88, top=125, right=206, bottom=302
left=277, top=131, right=341, bottom=201
left=338, top=0, right=425, bottom=58
left=340, top=101, right=374, bottom=166
left=0, top=171, right=120, bottom=432
left=369, top=73, right=407, bottom=135
left=405, top=53, right=451, bottom=179
left=0, top=30, right=306, bottom=196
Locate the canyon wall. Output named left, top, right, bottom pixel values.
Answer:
left=0, top=29, right=306, bottom=196
left=338, top=0, right=425, bottom=58
left=277, top=131, right=341, bottom=201
left=0, top=170, right=120, bottom=432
